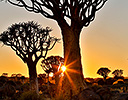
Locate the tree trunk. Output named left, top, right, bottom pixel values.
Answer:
left=47, top=73, right=50, bottom=90
left=27, top=62, right=39, bottom=94
left=60, top=27, right=86, bottom=99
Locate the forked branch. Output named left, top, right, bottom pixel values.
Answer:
left=1, top=0, right=107, bottom=27
left=0, top=21, right=59, bottom=63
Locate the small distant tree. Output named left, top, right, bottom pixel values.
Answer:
left=41, top=56, right=64, bottom=73
left=16, top=73, right=22, bottom=78
left=1, top=73, right=8, bottom=77
left=97, top=67, right=111, bottom=80
left=11, top=74, right=17, bottom=78
left=41, top=56, right=64, bottom=86
left=0, top=21, right=59, bottom=93
left=112, top=69, right=123, bottom=77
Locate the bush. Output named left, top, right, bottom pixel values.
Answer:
left=3, top=82, right=16, bottom=97
left=18, top=91, right=46, bottom=100
left=18, top=91, right=38, bottom=100
left=0, top=76, right=7, bottom=87
left=11, top=92, right=22, bottom=100
left=21, top=83, right=30, bottom=92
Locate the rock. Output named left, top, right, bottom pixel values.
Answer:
left=3, top=83, right=16, bottom=97
left=96, top=87, right=112, bottom=100
left=118, top=93, right=128, bottom=100
left=78, top=89, right=101, bottom=100
left=71, top=95, right=79, bottom=100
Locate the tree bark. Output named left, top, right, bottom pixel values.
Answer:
left=59, top=27, right=86, bottom=99
left=27, top=62, right=39, bottom=94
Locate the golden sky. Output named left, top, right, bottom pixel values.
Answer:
left=0, top=0, right=128, bottom=78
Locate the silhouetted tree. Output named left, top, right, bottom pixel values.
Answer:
left=41, top=56, right=64, bottom=86
left=10, top=74, right=17, bottom=81
left=112, top=69, right=123, bottom=78
left=1, top=0, right=108, bottom=98
left=97, top=67, right=111, bottom=80
left=16, top=73, right=22, bottom=78
left=16, top=73, right=22, bottom=81
left=0, top=21, right=59, bottom=93
left=1, top=73, right=8, bottom=77
left=11, top=74, right=16, bottom=78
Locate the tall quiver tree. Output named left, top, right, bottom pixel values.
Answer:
left=0, top=21, right=59, bottom=93
left=2, top=0, right=108, bottom=99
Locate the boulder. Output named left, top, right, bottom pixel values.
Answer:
left=78, top=89, right=101, bottom=100
left=118, top=93, right=128, bottom=100
left=96, top=87, right=112, bottom=100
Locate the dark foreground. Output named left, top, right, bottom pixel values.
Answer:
left=0, top=75, right=128, bottom=100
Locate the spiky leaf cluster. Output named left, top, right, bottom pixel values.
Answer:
left=97, top=67, right=111, bottom=78
left=112, top=69, right=123, bottom=77
left=0, top=21, right=59, bottom=63
left=41, top=56, right=64, bottom=74
left=3, top=0, right=107, bottom=27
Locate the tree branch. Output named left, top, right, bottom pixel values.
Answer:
left=0, top=21, right=58, bottom=66
left=2, top=0, right=108, bottom=30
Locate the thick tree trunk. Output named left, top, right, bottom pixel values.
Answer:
left=27, top=62, right=39, bottom=94
left=60, top=28, right=86, bottom=99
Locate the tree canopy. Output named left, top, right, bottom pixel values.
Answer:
left=0, top=21, right=59, bottom=63
left=112, top=69, right=123, bottom=77
left=97, top=67, right=111, bottom=79
left=41, top=56, right=64, bottom=74
left=3, top=0, right=107, bottom=27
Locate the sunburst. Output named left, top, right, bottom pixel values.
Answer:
left=61, top=65, right=66, bottom=72
left=56, top=58, right=80, bottom=94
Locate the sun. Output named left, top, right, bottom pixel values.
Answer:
left=49, top=72, right=53, bottom=77
left=61, top=65, right=66, bottom=72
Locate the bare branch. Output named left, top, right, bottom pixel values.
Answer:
left=41, top=56, right=64, bottom=74
left=1, top=0, right=107, bottom=30
left=0, top=21, right=59, bottom=64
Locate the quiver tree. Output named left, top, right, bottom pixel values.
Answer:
left=41, top=56, right=64, bottom=86
left=41, top=56, right=64, bottom=96
left=1, top=73, right=8, bottom=77
left=0, top=21, right=59, bottom=93
left=1, top=0, right=108, bottom=99
left=97, top=67, right=111, bottom=80
left=112, top=69, right=123, bottom=78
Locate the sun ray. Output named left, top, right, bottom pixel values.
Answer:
left=66, top=68, right=81, bottom=74
left=66, top=59, right=78, bottom=68
left=65, top=71, right=77, bottom=90
left=55, top=56, right=81, bottom=96
left=56, top=74, right=63, bottom=96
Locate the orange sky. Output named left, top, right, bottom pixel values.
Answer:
left=0, top=0, right=128, bottom=78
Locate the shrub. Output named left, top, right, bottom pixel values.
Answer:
left=18, top=91, right=47, bottom=100
left=21, top=83, right=30, bottom=92
left=3, top=82, right=16, bottom=97
left=18, top=91, right=38, bottom=100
